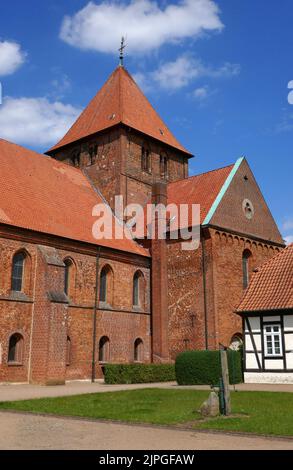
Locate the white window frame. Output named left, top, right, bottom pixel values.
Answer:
left=264, top=324, right=282, bottom=357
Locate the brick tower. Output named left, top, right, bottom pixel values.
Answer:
left=47, top=66, right=192, bottom=210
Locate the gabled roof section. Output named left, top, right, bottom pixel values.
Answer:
left=48, top=66, right=191, bottom=156
left=236, top=244, right=293, bottom=313
left=0, top=138, right=149, bottom=257
left=167, top=163, right=235, bottom=226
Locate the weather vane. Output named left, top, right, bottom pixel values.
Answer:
left=119, top=36, right=126, bottom=67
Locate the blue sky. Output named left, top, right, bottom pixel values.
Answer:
left=0, top=0, right=292, bottom=242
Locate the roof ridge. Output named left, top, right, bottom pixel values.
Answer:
left=124, top=66, right=190, bottom=154
left=168, top=162, right=235, bottom=186
left=48, top=68, right=121, bottom=153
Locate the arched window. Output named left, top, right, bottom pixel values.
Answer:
left=66, top=336, right=71, bottom=366
left=242, top=249, right=252, bottom=289
left=99, top=265, right=113, bottom=305
left=98, top=336, right=110, bottom=362
left=11, top=252, right=26, bottom=292
left=133, top=271, right=145, bottom=308
left=229, top=333, right=243, bottom=351
left=64, top=258, right=73, bottom=296
left=8, top=333, right=24, bottom=364
left=160, top=153, right=168, bottom=179
left=141, top=147, right=151, bottom=173
left=134, top=338, right=143, bottom=362
left=71, top=151, right=80, bottom=168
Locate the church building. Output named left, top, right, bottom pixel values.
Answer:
left=0, top=64, right=284, bottom=384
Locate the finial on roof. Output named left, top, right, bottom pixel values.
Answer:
left=119, top=36, right=126, bottom=67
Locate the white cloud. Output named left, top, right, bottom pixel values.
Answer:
left=141, top=55, right=240, bottom=91
left=60, top=0, right=223, bottom=54
left=153, top=56, right=204, bottom=89
left=0, top=40, right=26, bottom=76
left=284, top=235, right=293, bottom=245
left=0, top=97, right=81, bottom=147
left=193, top=86, right=209, bottom=100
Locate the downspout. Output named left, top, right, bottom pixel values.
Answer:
left=201, top=230, right=209, bottom=350
left=91, top=247, right=101, bottom=383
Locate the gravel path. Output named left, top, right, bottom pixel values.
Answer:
left=0, top=412, right=292, bottom=450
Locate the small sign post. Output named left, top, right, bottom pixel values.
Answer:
left=220, top=347, right=231, bottom=415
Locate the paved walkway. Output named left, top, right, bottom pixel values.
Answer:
left=0, top=381, right=293, bottom=402
left=0, top=412, right=292, bottom=450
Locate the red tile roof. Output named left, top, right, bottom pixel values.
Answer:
left=48, top=66, right=191, bottom=155
left=236, top=244, right=293, bottom=313
left=0, top=139, right=149, bottom=257
left=167, top=164, right=234, bottom=226
left=134, top=164, right=234, bottom=238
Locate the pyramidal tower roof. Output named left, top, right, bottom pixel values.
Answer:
left=48, top=66, right=191, bottom=155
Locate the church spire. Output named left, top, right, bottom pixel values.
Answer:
left=119, top=36, right=126, bottom=67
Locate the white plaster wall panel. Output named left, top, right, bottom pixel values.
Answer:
left=262, top=316, right=280, bottom=323
left=245, top=335, right=253, bottom=351
left=284, top=316, right=293, bottom=331
left=247, top=317, right=260, bottom=331
left=245, top=334, right=261, bottom=350
left=245, top=372, right=293, bottom=384
left=264, top=359, right=283, bottom=370
left=246, top=353, right=258, bottom=369
left=284, top=333, right=293, bottom=351
left=285, top=352, right=293, bottom=369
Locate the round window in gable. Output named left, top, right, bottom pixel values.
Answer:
left=242, top=199, right=254, bottom=220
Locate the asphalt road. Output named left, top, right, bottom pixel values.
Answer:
left=0, top=412, right=292, bottom=450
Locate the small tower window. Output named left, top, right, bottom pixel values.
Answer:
left=98, top=336, right=110, bottom=362
left=142, top=147, right=151, bottom=173
left=242, top=249, right=252, bottom=289
left=8, top=333, right=24, bottom=364
left=134, top=338, right=143, bottom=362
left=160, top=154, right=168, bottom=179
left=71, top=152, right=80, bottom=168
left=66, top=336, right=71, bottom=366
left=99, top=265, right=114, bottom=305
left=133, top=271, right=145, bottom=309
left=11, top=252, right=26, bottom=292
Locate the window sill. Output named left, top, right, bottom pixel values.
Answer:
left=99, top=302, right=113, bottom=310
left=133, top=305, right=143, bottom=312
left=264, top=355, right=283, bottom=359
left=7, top=362, right=23, bottom=367
left=0, top=292, right=32, bottom=303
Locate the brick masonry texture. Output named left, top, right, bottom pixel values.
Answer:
left=0, top=232, right=151, bottom=383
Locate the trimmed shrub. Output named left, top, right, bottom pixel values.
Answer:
left=104, top=363, right=175, bottom=384
left=175, top=350, right=243, bottom=385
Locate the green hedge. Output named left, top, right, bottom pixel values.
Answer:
left=175, top=350, right=243, bottom=385
left=104, top=364, right=175, bottom=384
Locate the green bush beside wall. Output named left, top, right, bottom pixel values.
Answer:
left=175, top=350, right=243, bottom=385
left=104, top=363, right=176, bottom=384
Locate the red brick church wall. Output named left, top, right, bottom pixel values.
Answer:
left=0, top=230, right=151, bottom=384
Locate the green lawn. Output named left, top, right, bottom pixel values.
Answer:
left=0, top=389, right=292, bottom=437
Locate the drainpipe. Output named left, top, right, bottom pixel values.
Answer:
left=201, top=230, right=209, bottom=350
left=91, top=247, right=101, bottom=383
